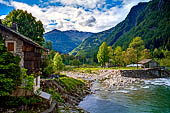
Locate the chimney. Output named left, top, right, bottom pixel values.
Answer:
left=11, top=22, right=18, bottom=31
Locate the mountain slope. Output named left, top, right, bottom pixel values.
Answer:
left=70, top=2, right=148, bottom=56
left=71, top=0, right=170, bottom=57
left=113, top=0, right=170, bottom=50
left=44, top=29, right=93, bottom=53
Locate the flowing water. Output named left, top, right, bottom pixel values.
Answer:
left=79, top=78, right=170, bottom=113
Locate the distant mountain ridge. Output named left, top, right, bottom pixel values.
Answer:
left=70, top=0, right=170, bottom=57
left=44, top=29, right=93, bottom=53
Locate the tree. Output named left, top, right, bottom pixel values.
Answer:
left=163, top=49, right=170, bottom=58
left=0, top=34, right=22, bottom=96
left=70, top=59, right=81, bottom=67
left=48, top=50, right=56, bottom=60
left=2, top=9, right=44, bottom=45
left=123, top=48, right=137, bottom=65
left=114, top=46, right=123, bottom=66
left=108, top=46, right=114, bottom=59
left=53, top=53, right=64, bottom=72
left=107, top=46, right=114, bottom=66
left=141, top=49, right=152, bottom=60
left=129, top=37, right=144, bottom=68
left=153, top=48, right=165, bottom=58
left=97, top=42, right=109, bottom=67
left=43, top=40, right=52, bottom=50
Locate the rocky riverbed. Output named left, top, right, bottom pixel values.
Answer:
left=61, top=69, right=170, bottom=112
left=63, top=70, right=146, bottom=91
left=98, top=70, right=143, bottom=90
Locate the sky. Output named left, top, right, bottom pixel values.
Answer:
left=0, top=0, right=150, bottom=33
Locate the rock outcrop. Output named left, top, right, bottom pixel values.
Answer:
left=41, top=79, right=90, bottom=113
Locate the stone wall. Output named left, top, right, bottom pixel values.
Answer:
left=99, top=69, right=170, bottom=79
left=119, top=69, right=170, bottom=78
left=0, top=29, right=24, bottom=67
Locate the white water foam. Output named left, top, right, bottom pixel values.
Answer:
left=141, top=86, right=150, bottom=89
left=113, top=90, right=130, bottom=94
left=125, top=86, right=138, bottom=91
left=144, top=78, right=170, bottom=87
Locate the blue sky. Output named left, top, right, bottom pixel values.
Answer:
left=0, top=0, right=150, bottom=33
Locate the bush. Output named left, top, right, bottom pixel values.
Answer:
left=47, top=88, right=64, bottom=103
left=0, top=34, right=22, bottom=96
left=55, top=77, right=85, bottom=92
left=0, top=96, right=42, bottom=107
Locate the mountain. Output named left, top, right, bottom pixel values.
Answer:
left=44, top=29, right=93, bottom=53
left=71, top=0, right=170, bottom=57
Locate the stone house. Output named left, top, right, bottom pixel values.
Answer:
left=0, top=21, right=46, bottom=95
left=138, top=59, right=159, bottom=68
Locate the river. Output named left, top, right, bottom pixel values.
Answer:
left=79, top=78, right=170, bottom=113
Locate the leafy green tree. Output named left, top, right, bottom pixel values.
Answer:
left=108, top=46, right=114, bottom=59
left=2, top=9, right=45, bottom=45
left=158, top=49, right=170, bottom=67
left=129, top=37, right=144, bottom=50
left=48, top=50, right=56, bottom=60
left=141, top=49, right=152, bottom=60
left=107, top=46, right=114, bottom=66
left=97, top=42, right=109, bottom=67
left=53, top=53, right=65, bottom=72
left=153, top=48, right=165, bottom=58
left=129, top=37, right=144, bottom=68
left=43, top=62, right=55, bottom=76
left=163, top=49, right=170, bottom=58
left=43, top=40, right=52, bottom=50
left=70, top=59, right=81, bottom=67
left=41, top=50, right=56, bottom=76
left=0, top=34, right=22, bottom=96
left=123, top=48, right=137, bottom=65
left=114, top=46, right=123, bottom=66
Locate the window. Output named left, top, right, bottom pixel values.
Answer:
left=6, top=41, right=16, bottom=53
left=7, top=42, right=14, bottom=51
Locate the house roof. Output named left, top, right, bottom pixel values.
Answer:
left=0, top=23, right=46, bottom=50
left=138, top=59, right=153, bottom=64
left=126, top=64, right=143, bottom=67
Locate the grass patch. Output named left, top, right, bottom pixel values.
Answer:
left=55, top=77, right=85, bottom=92
left=73, top=67, right=142, bottom=73
left=47, top=88, right=64, bottom=103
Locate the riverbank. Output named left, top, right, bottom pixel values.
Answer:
left=41, top=76, right=91, bottom=113
left=64, top=68, right=170, bottom=90
left=98, top=69, right=170, bottom=90
left=79, top=77, right=170, bottom=113
left=57, top=69, right=170, bottom=112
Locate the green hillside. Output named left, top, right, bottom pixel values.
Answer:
left=113, top=0, right=170, bottom=50
left=70, top=0, right=170, bottom=57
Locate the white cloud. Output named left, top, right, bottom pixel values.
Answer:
left=49, top=0, right=105, bottom=9
left=0, top=0, right=11, bottom=6
left=0, top=15, right=6, bottom=19
left=2, top=0, right=150, bottom=33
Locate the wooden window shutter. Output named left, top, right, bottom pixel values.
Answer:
left=8, top=42, right=14, bottom=51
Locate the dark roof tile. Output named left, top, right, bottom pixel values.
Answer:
left=0, top=23, right=45, bottom=50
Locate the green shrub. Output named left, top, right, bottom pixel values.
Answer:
left=55, top=77, right=85, bottom=92
left=47, top=88, right=64, bottom=103
left=0, top=96, right=42, bottom=106
left=0, top=34, right=22, bottom=96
